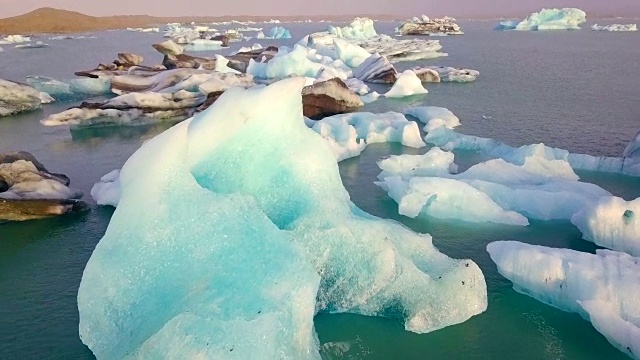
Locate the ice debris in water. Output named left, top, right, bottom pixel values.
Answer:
left=266, top=26, right=292, bottom=39
left=376, top=145, right=612, bottom=224
left=384, top=70, right=428, bottom=98
left=26, top=76, right=112, bottom=101
left=425, top=123, right=640, bottom=177
left=327, top=17, right=378, bottom=39
left=404, top=106, right=460, bottom=132
left=572, top=197, right=640, bottom=257
left=487, top=241, right=640, bottom=360
left=78, top=78, right=487, bottom=359
left=495, top=8, right=587, bottom=31
left=591, top=23, right=638, bottom=32
left=309, top=112, right=426, bottom=161
left=90, top=170, right=121, bottom=207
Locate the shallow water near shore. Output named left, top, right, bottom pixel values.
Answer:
left=1, top=20, right=639, bottom=359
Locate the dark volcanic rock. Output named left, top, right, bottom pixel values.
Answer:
left=0, top=198, right=87, bottom=222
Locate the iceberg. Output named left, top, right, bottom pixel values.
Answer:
left=487, top=241, right=640, bottom=360
left=327, top=17, right=377, bottom=39
left=266, top=26, right=292, bottom=39
left=78, top=78, right=487, bottom=359
left=246, top=45, right=352, bottom=80
left=496, top=8, right=587, bottom=31
left=310, top=111, right=425, bottom=161
left=0, top=79, right=49, bottom=116
left=412, top=66, right=479, bottom=83
left=333, top=39, right=371, bottom=68
left=384, top=70, right=428, bottom=98
left=25, top=76, right=112, bottom=101
left=571, top=197, right=640, bottom=257
left=0, top=34, right=31, bottom=44
left=592, top=23, right=638, bottom=32
left=183, top=39, right=224, bottom=52
left=91, top=170, right=121, bottom=206
left=404, top=106, right=460, bottom=132
left=397, top=16, right=463, bottom=36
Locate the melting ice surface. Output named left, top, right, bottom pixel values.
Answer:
left=496, top=8, right=587, bottom=31
left=78, top=78, right=487, bottom=359
left=487, top=241, right=640, bottom=360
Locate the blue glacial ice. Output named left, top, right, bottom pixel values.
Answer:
left=266, top=26, right=292, bottom=39
left=327, top=17, right=377, bottom=39
left=487, top=241, right=640, bottom=360
left=404, top=106, right=460, bottom=132
left=496, top=8, right=587, bottom=31
left=246, top=45, right=352, bottom=80
left=25, top=76, right=112, bottom=101
left=78, top=78, right=487, bottom=359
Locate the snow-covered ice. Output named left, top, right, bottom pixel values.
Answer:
left=78, top=78, right=487, bottom=359
left=404, top=106, right=460, bottom=132
left=91, top=170, right=121, bottom=206
left=487, top=241, right=640, bottom=360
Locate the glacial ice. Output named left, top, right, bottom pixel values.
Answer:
left=496, top=8, right=587, bottom=31
left=213, top=55, right=242, bottom=74
left=0, top=160, right=83, bottom=200
left=592, top=23, right=638, bottom=32
left=377, top=146, right=612, bottom=223
left=333, top=39, right=371, bottom=68
left=15, top=41, right=49, bottom=49
left=90, top=170, right=121, bottom=206
left=25, top=76, right=112, bottom=101
left=183, top=39, right=224, bottom=52
left=0, top=79, right=48, bottom=116
left=79, top=78, right=487, bottom=359
left=327, top=17, right=378, bottom=39
left=40, top=108, right=188, bottom=127
left=425, top=126, right=640, bottom=177
left=310, top=111, right=426, bottom=161
left=572, top=197, right=640, bottom=257
left=246, top=45, right=352, bottom=80
left=266, top=26, right=292, bottom=39
left=413, top=66, right=480, bottom=83
left=487, top=241, right=640, bottom=360
left=404, top=106, right=460, bottom=132
left=0, top=34, right=31, bottom=44
left=385, top=70, right=428, bottom=98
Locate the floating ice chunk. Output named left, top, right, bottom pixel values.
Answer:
left=404, top=106, right=460, bottom=132
left=266, top=26, right=292, bottom=39
left=592, top=23, right=638, bottom=32
left=231, top=43, right=263, bottom=55
left=376, top=176, right=528, bottom=224
left=343, top=78, right=370, bottom=95
left=360, top=91, right=380, bottom=104
left=487, top=241, right=640, bottom=360
left=183, top=39, right=224, bottom=51
left=91, top=170, right=121, bottom=206
left=0, top=34, right=31, bottom=44
left=572, top=197, right=640, bottom=257
left=328, top=18, right=377, bottom=39
left=385, top=70, right=428, bottom=98
left=413, top=66, right=479, bottom=82
left=311, top=112, right=425, bottom=161
left=213, top=55, right=242, bottom=74
left=0, top=160, right=83, bottom=200
left=353, top=53, right=397, bottom=84
left=378, top=147, right=458, bottom=180
left=0, top=79, right=46, bottom=116
left=426, top=127, right=640, bottom=177
left=15, top=41, right=49, bottom=49
left=247, top=44, right=352, bottom=80
left=333, top=39, right=371, bottom=68
left=496, top=8, right=587, bottom=31
left=26, top=76, right=112, bottom=101
left=79, top=78, right=487, bottom=359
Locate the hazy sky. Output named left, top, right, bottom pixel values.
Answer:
left=1, top=0, right=639, bottom=18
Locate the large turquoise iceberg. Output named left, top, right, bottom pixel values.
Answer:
left=77, top=78, right=487, bottom=359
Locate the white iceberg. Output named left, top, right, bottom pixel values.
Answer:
left=0, top=34, right=31, bottom=44
left=327, top=18, right=377, bottom=39
left=404, top=106, right=460, bottom=132
left=572, top=197, right=640, bottom=257
left=487, top=241, right=640, bottom=360
left=183, top=39, right=224, bottom=51
left=385, top=70, right=428, bottom=98
left=310, top=111, right=426, bottom=161
left=90, top=170, right=121, bottom=206
left=79, top=78, right=487, bottom=359
left=246, top=45, right=352, bottom=80
left=496, top=8, right=587, bottom=31
left=592, top=23, right=638, bottom=32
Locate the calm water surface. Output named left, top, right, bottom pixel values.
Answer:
left=0, top=20, right=639, bottom=359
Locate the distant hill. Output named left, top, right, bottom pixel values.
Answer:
left=0, top=7, right=402, bottom=35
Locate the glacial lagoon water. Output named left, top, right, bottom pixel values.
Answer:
left=1, top=20, right=639, bottom=359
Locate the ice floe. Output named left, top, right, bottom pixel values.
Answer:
left=592, top=23, right=638, bottom=32
left=496, top=8, right=587, bottom=31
